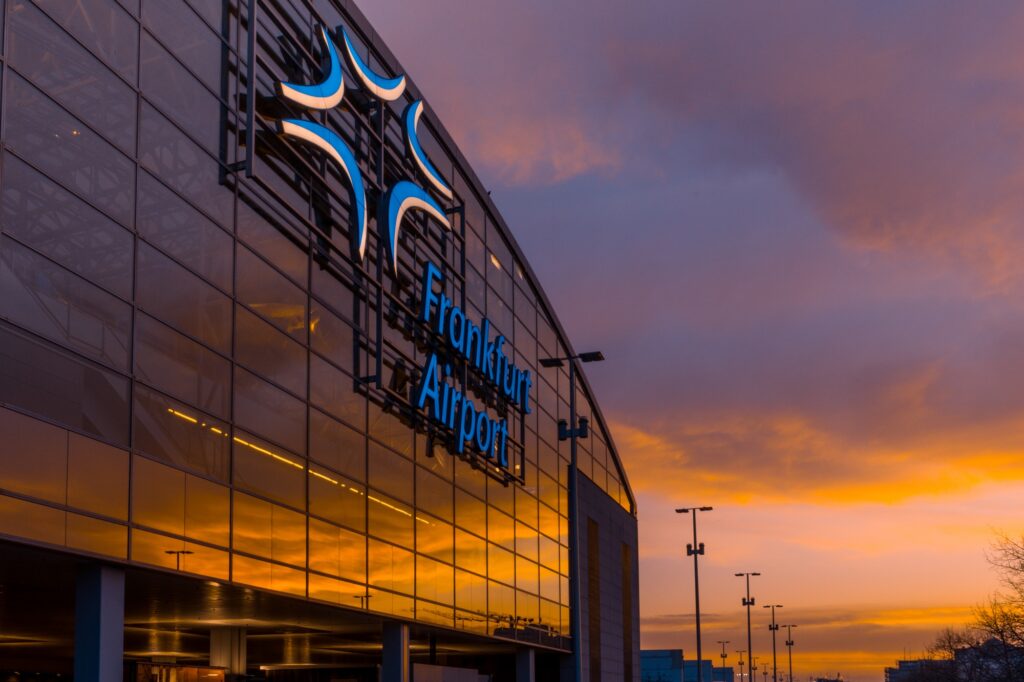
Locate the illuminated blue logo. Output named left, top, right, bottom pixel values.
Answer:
left=274, top=25, right=450, bottom=274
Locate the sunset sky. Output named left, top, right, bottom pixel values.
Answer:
left=364, top=2, right=1024, bottom=679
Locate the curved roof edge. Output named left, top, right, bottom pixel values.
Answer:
left=342, top=0, right=636, bottom=514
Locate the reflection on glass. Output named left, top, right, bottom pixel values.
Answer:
left=309, top=408, right=365, bottom=482
left=132, top=455, right=185, bottom=536
left=309, top=573, right=367, bottom=608
left=309, top=517, right=366, bottom=584
left=368, top=540, right=414, bottom=596
left=455, top=489, right=487, bottom=536
left=66, top=513, right=127, bottom=558
left=488, top=508, right=515, bottom=552
left=516, top=556, right=538, bottom=595
left=309, top=302, right=354, bottom=372
left=184, top=475, right=229, bottom=547
left=133, top=385, right=229, bottom=481
left=67, top=433, right=128, bottom=520
left=416, top=555, right=454, bottom=606
left=233, top=429, right=305, bottom=510
left=234, top=369, right=306, bottom=456
left=310, top=354, right=365, bottom=427
left=309, top=466, right=366, bottom=533
left=237, top=247, right=306, bottom=341
left=235, top=305, right=307, bottom=396
left=416, top=467, right=453, bottom=521
left=488, top=544, right=515, bottom=586
left=0, top=406, right=68, bottom=505
left=232, top=492, right=306, bottom=568
left=416, top=516, right=453, bottom=564
left=0, top=494, right=65, bottom=547
left=367, top=490, right=415, bottom=549
left=368, top=444, right=412, bottom=503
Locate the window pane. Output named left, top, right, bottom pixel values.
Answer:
left=367, top=491, right=413, bottom=549
left=0, top=322, right=130, bottom=445
left=142, top=0, right=222, bottom=92
left=416, top=555, right=453, bottom=606
left=237, top=247, right=306, bottom=341
left=233, top=429, right=305, bottom=510
left=33, top=0, right=139, bottom=83
left=9, top=0, right=136, bottom=152
left=5, top=74, right=134, bottom=226
left=455, top=489, right=487, bottom=536
left=131, top=455, right=185, bottom=536
left=233, top=369, right=305, bottom=455
left=138, top=172, right=232, bottom=291
left=309, top=354, right=365, bottom=427
left=238, top=194, right=308, bottom=285
left=368, top=443, right=412, bottom=504
left=1, top=154, right=132, bottom=298
left=137, top=243, right=231, bottom=354
left=0, top=494, right=65, bottom=547
left=67, top=432, right=128, bottom=520
left=67, top=513, right=127, bottom=559
left=416, top=467, right=452, bottom=522
left=184, top=474, right=229, bottom=547
left=0, top=406, right=67, bottom=505
left=132, top=384, right=229, bottom=480
left=368, top=540, right=414, bottom=595
left=2, top=235, right=131, bottom=370
left=309, top=408, right=365, bottom=483
left=309, top=517, right=366, bottom=584
left=234, top=305, right=307, bottom=397
left=134, top=313, right=230, bottom=419
left=416, top=515, right=453, bottom=564
left=309, top=466, right=366, bottom=533
left=309, top=302, right=354, bottom=373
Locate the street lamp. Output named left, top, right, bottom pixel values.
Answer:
left=164, top=549, right=193, bottom=571
left=538, top=350, right=604, bottom=682
left=735, top=571, right=761, bottom=682
left=718, top=640, right=730, bottom=670
left=763, top=604, right=783, bottom=682
left=781, top=624, right=798, bottom=682
left=676, top=506, right=713, bottom=682
left=736, top=649, right=747, bottom=681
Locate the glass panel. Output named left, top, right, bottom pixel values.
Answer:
left=238, top=195, right=308, bottom=285
left=368, top=540, right=414, bottom=596
left=232, top=492, right=270, bottom=558
left=309, top=517, right=366, bottom=584
left=129, top=534, right=229, bottom=577
left=416, top=515, right=453, bottom=564
left=455, top=489, right=487, bottom=536
left=33, top=0, right=139, bottom=83
left=67, top=433, right=128, bottom=520
left=488, top=581, right=515, bottom=636
left=184, top=474, right=229, bottom=547
left=515, top=522, right=539, bottom=562
left=134, top=313, right=230, bottom=419
left=5, top=74, right=134, bottom=226
left=455, top=529, right=487, bottom=577
left=133, top=385, right=229, bottom=481
left=233, top=369, right=306, bottom=456
left=309, top=466, right=366, bottom=533
left=140, top=33, right=224, bottom=154
left=368, top=444, right=412, bottom=504
left=488, top=509, right=515, bottom=552
left=8, top=0, right=136, bottom=152
left=415, top=466, right=452, bottom=522
left=1, top=154, right=132, bottom=298
left=132, top=455, right=185, bottom=536
left=309, top=354, right=365, bottom=426
left=0, top=407, right=67, bottom=505
left=142, top=0, right=222, bottom=92
left=488, top=543, right=516, bottom=587
left=455, top=569, right=487, bottom=615
left=309, top=301, right=354, bottom=373
left=233, top=430, right=305, bottom=510
left=66, top=513, right=126, bottom=558
left=0, top=322, right=130, bottom=445
left=516, top=556, right=538, bottom=594
left=2, top=236, right=131, bottom=370
left=416, top=555, right=453, bottom=606
left=138, top=172, right=233, bottom=291
left=367, top=491, right=413, bottom=549
left=309, top=573, right=367, bottom=608
left=0, top=494, right=65, bottom=546
left=309, top=408, right=365, bottom=482
left=234, top=305, right=307, bottom=397
left=540, top=566, right=559, bottom=603
left=139, top=103, right=232, bottom=228
left=237, top=247, right=307, bottom=341
left=137, top=243, right=231, bottom=354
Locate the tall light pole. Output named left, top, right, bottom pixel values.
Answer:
left=781, top=624, right=797, bottom=682
left=676, top=506, right=713, bottom=682
left=763, top=604, right=783, bottom=682
left=750, top=655, right=759, bottom=681
left=736, top=649, right=747, bottom=681
left=735, top=572, right=761, bottom=682
left=718, top=640, right=730, bottom=671
left=539, top=350, right=604, bottom=682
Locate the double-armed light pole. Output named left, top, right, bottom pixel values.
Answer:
left=763, top=604, right=783, bottom=682
left=735, top=572, right=761, bottom=681
left=538, top=350, right=604, bottom=682
left=782, top=624, right=798, bottom=682
left=736, top=649, right=747, bottom=681
left=676, top=506, right=713, bottom=682
left=718, top=640, right=730, bottom=671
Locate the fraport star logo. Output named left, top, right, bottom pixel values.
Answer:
left=273, top=26, right=531, bottom=472
left=274, top=26, right=453, bottom=276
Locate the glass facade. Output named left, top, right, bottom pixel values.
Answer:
left=0, top=0, right=634, bottom=654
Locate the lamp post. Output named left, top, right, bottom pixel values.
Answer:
left=718, top=640, right=730, bottom=671
left=676, top=506, right=713, bottom=682
left=781, top=624, right=797, bottom=682
left=751, top=655, right=759, bottom=681
left=736, top=649, right=747, bottom=681
left=164, top=549, right=193, bottom=571
left=735, top=572, right=761, bottom=682
left=539, top=350, right=604, bottom=682
left=763, top=604, right=783, bottom=682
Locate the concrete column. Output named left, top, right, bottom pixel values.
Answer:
left=516, top=648, right=536, bottom=682
left=381, top=622, right=410, bottom=682
left=74, top=564, right=125, bottom=682
left=210, top=627, right=247, bottom=678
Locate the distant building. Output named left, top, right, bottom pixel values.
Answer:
left=640, top=650, right=724, bottom=682
left=884, top=658, right=955, bottom=681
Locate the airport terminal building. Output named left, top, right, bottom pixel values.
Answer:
left=0, top=0, right=639, bottom=680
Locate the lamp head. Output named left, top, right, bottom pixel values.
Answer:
left=578, top=351, right=605, bottom=363
left=539, top=358, right=564, bottom=368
